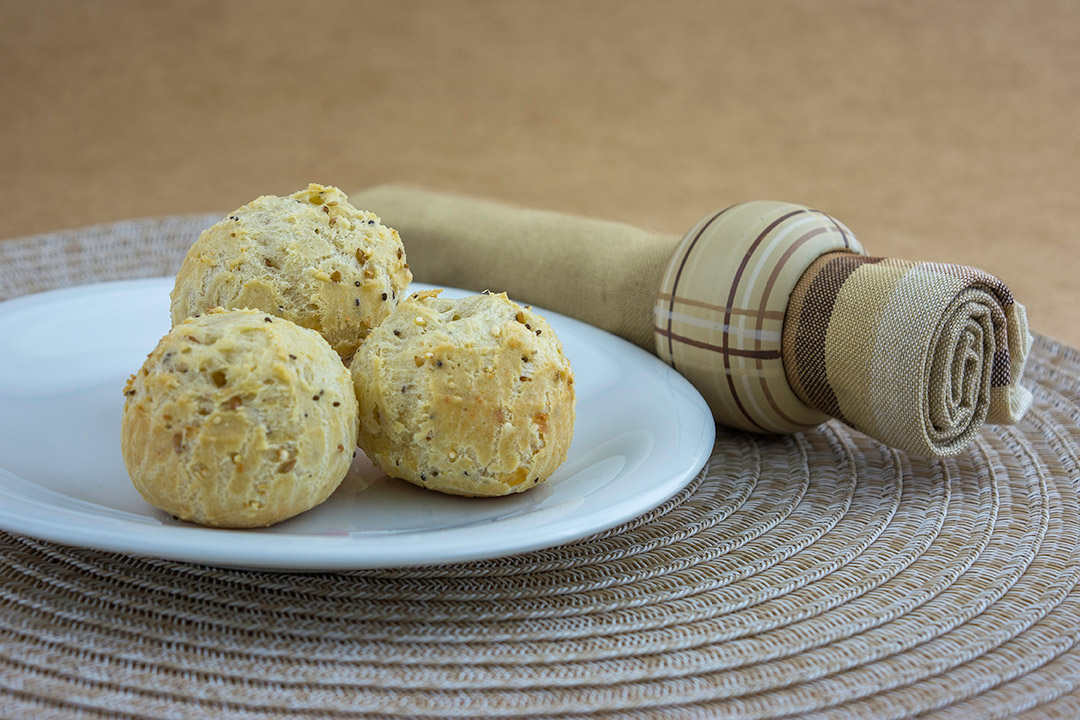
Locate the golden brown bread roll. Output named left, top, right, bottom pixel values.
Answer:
left=170, top=183, right=412, bottom=359
left=352, top=290, right=575, bottom=497
left=121, top=308, right=359, bottom=528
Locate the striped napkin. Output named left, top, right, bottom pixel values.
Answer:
left=784, top=252, right=1032, bottom=456
left=351, top=185, right=1032, bottom=457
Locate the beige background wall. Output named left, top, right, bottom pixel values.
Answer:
left=2, top=0, right=1077, bottom=345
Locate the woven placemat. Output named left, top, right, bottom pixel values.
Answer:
left=1, top=217, right=1079, bottom=719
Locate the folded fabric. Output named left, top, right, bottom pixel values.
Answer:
left=352, top=185, right=674, bottom=350
left=784, top=253, right=1032, bottom=456
left=351, top=185, right=1032, bottom=457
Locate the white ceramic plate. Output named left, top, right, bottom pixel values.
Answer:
left=0, top=279, right=714, bottom=571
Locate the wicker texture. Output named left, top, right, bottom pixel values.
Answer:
left=1, top=217, right=1078, bottom=719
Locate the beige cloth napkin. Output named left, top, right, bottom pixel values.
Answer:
left=352, top=185, right=1032, bottom=457
left=353, top=185, right=674, bottom=350
left=784, top=252, right=1032, bottom=456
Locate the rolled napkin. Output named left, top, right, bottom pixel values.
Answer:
left=352, top=185, right=1032, bottom=457
left=783, top=253, right=1033, bottom=456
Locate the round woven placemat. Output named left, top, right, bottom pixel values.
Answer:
left=1, top=217, right=1079, bottom=719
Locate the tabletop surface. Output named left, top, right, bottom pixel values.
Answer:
left=3, top=5, right=1080, bottom=716
left=1, top=0, right=1077, bottom=347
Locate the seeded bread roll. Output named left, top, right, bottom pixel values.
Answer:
left=352, top=290, right=575, bottom=497
left=121, top=308, right=359, bottom=528
left=170, top=183, right=412, bottom=359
